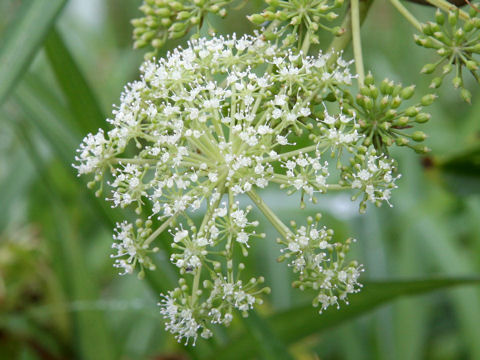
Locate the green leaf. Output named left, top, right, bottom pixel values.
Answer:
left=239, top=310, right=294, bottom=360
left=430, top=144, right=480, bottom=195
left=44, top=28, right=105, bottom=134
left=0, top=0, right=66, bottom=106
left=210, top=277, right=480, bottom=360
left=436, top=144, right=480, bottom=178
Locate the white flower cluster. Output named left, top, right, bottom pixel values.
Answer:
left=342, top=150, right=400, bottom=213
left=111, top=220, right=158, bottom=277
left=74, top=34, right=400, bottom=344
left=280, top=214, right=363, bottom=313
left=159, top=274, right=266, bottom=345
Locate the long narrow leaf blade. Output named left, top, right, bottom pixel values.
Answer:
left=210, top=277, right=480, bottom=360
left=44, top=28, right=105, bottom=134
left=0, top=0, right=66, bottom=105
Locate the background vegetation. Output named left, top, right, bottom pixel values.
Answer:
left=1, top=0, right=479, bottom=359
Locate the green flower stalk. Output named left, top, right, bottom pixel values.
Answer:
left=75, top=34, right=401, bottom=345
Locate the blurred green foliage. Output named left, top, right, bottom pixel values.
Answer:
left=0, top=0, right=479, bottom=359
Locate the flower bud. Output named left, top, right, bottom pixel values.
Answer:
left=415, top=113, right=431, bottom=123
left=466, top=60, right=478, bottom=71
left=400, top=85, right=415, bottom=99
left=364, top=72, right=374, bottom=86
left=248, top=14, right=265, bottom=25
left=461, top=88, right=472, bottom=104
left=452, top=76, right=462, bottom=88
left=412, top=131, right=427, bottom=142
left=421, top=94, right=437, bottom=106
left=395, top=116, right=409, bottom=127
left=435, top=9, right=445, bottom=25
left=380, top=79, right=394, bottom=95
left=176, top=11, right=190, bottom=20
left=448, top=10, right=458, bottom=26
left=168, top=1, right=183, bottom=11
left=464, top=20, right=474, bottom=32
left=429, top=77, right=443, bottom=89
left=155, top=7, right=171, bottom=17
left=326, top=12, right=338, bottom=21
left=421, top=63, right=437, bottom=74
left=405, top=106, right=420, bottom=117
left=396, top=137, right=409, bottom=146
left=391, top=95, right=402, bottom=109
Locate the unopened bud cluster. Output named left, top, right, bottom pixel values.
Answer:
left=132, top=0, right=233, bottom=58
left=341, top=73, right=433, bottom=154
left=415, top=5, right=480, bottom=103
left=248, top=0, right=345, bottom=45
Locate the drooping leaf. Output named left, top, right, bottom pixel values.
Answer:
left=210, top=277, right=480, bottom=360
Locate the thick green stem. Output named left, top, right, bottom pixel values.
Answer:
left=247, top=189, right=293, bottom=239
left=191, top=265, right=202, bottom=305
left=352, top=0, right=365, bottom=86
left=390, top=0, right=423, bottom=31
left=426, top=0, right=469, bottom=19
left=301, top=31, right=311, bottom=54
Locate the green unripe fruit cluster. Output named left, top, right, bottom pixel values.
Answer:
left=415, top=4, right=480, bottom=102
left=132, top=0, right=233, bottom=58
left=343, top=73, right=432, bottom=154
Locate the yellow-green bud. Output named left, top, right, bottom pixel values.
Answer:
left=326, top=12, right=338, bottom=21
left=466, top=60, right=478, bottom=71
left=176, top=11, right=190, bottom=20
left=400, top=85, right=415, bottom=99
left=452, top=76, right=462, bottom=88
left=421, top=63, right=436, bottom=74
left=429, top=77, right=443, bottom=89
left=415, top=113, right=431, bottom=123
left=464, top=20, right=474, bottom=32
left=391, top=95, right=402, bottom=109
left=168, top=1, right=183, bottom=11
left=385, top=109, right=397, bottom=120
left=396, top=137, right=409, bottom=146
left=461, top=88, right=472, bottom=104
left=364, top=72, right=374, bottom=86
left=169, top=22, right=187, bottom=32
left=435, top=9, right=445, bottom=25
left=248, top=14, right=265, bottom=25
left=421, top=94, right=437, bottom=106
left=396, top=116, right=409, bottom=127
left=155, top=7, right=171, bottom=17
left=380, top=79, right=394, bottom=95
left=405, top=106, right=420, bottom=117
left=448, top=10, right=458, bottom=26
left=412, top=131, right=427, bottom=142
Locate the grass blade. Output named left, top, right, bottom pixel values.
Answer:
left=0, top=0, right=66, bottom=105
left=44, top=28, right=105, bottom=134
